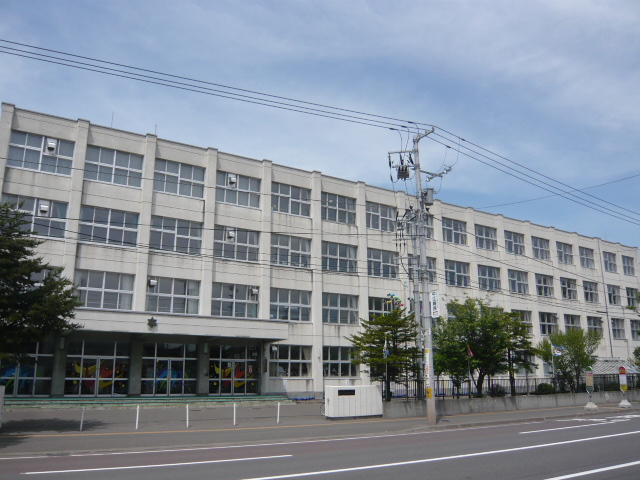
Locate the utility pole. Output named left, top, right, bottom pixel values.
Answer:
left=389, top=127, right=449, bottom=426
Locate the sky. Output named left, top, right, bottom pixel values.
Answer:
left=1, top=1, right=639, bottom=248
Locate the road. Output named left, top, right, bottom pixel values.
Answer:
left=2, top=412, right=640, bottom=479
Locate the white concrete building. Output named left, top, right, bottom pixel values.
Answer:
left=1, top=103, right=639, bottom=398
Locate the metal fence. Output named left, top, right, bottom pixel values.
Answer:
left=383, top=374, right=640, bottom=399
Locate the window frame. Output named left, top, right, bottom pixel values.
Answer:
left=366, top=202, right=396, bottom=232
left=154, top=159, right=205, bottom=199
left=505, top=230, right=525, bottom=255
left=270, top=288, right=311, bottom=321
left=322, top=293, right=358, bottom=324
left=146, top=276, right=200, bottom=314
left=539, top=312, right=557, bottom=335
left=75, top=270, right=134, bottom=310
left=78, top=205, right=138, bottom=246
left=587, top=316, right=603, bottom=335
left=270, top=234, right=311, bottom=268
left=556, top=242, right=574, bottom=265
left=535, top=274, right=554, bottom=297
left=611, top=318, right=625, bottom=339
left=478, top=265, right=501, bottom=291
left=321, top=192, right=356, bottom=225
left=150, top=215, right=202, bottom=255
left=367, top=248, right=398, bottom=278
left=560, top=277, right=577, bottom=300
left=269, top=345, right=311, bottom=377
left=271, top=182, right=310, bottom=216
left=607, top=284, right=621, bottom=305
left=2, top=194, right=68, bottom=239
left=442, top=217, right=467, bottom=245
left=508, top=269, right=529, bottom=295
left=211, top=283, right=259, bottom=319
left=603, top=251, right=617, bottom=273
left=445, top=260, right=470, bottom=287
left=322, top=241, right=357, bottom=273
left=532, top=236, right=551, bottom=260
left=214, top=226, right=260, bottom=262
left=85, top=145, right=143, bottom=187
left=475, top=225, right=497, bottom=250
left=564, top=314, right=581, bottom=331
left=583, top=281, right=599, bottom=303
left=579, top=247, right=595, bottom=268
left=323, top=346, right=358, bottom=378
left=8, top=130, right=74, bottom=176
left=622, top=255, right=636, bottom=276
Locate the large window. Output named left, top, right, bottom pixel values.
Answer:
left=583, top=281, right=599, bottom=303
left=322, top=242, right=357, bottom=273
left=631, top=320, right=640, bottom=341
left=271, top=182, right=310, bottom=216
left=141, top=343, right=196, bottom=396
left=75, top=270, right=134, bottom=310
left=150, top=216, right=202, bottom=255
left=8, top=131, right=74, bottom=175
left=426, top=257, right=437, bottom=283
left=270, top=234, right=311, bottom=268
left=79, top=206, right=138, bottom=246
left=214, top=226, right=259, bottom=262
left=445, top=260, right=470, bottom=287
left=579, top=247, right=595, bottom=268
left=270, top=288, right=311, bottom=321
left=0, top=340, right=54, bottom=396
left=367, top=249, right=398, bottom=278
left=321, top=192, right=355, bottom=224
left=369, top=297, right=393, bottom=317
left=603, top=251, right=617, bottom=273
left=366, top=202, right=396, bottom=232
left=626, top=288, right=638, bottom=308
left=478, top=265, right=500, bottom=291
left=564, top=315, right=581, bottom=331
left=607, top=285, right=621, bottom=305
left=475, top=225, right=497, bottom=250
left=85, top=146, right=143, bottom=187
left=508, top=270, right=529, bottom=294
left=322, top=293, right=358, bottom=324
left=612, top=318, right=625, bottom=339
left=442, top=218, right=467, bottom=245
left=560, top=277, right=577, bottom=300
left=556, top=242, right=574, bottom=264
left=2, top=194, right=67, bottom=238
left=539, top=312, right=557, bottom=335
left=216, top=172, right=260, bottom=207
left=622, top=255, right=636, bottom=276
left=505, top=231, right=525, bottom=255
left=587, top=316, right=603, bottom=335
left=154, top=159, right=205, bottom=198
left=211, top=283, right=258, bottom=318
left=512, top=310, right=532, bottom=335
left=532, top=236, right=550, bottom=260
left=269, top=345, right=311, bottom=377
left=323, top=347, right=358, bottom=377
left=535, top=274, right=554, bottom=297
left=147, top=277, right=199, bottom=314
left=66, top=340, right=130, bottom=396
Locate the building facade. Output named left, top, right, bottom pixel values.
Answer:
left=1, top=103, right=639, bottom=398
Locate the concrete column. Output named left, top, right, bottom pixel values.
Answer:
left=50, top=335, right=68, bottom=397
left=127, top=338, right=143, bottom=396
left=0, top=103, right=16, bottom=187
left=310, top=171, right=324, bottom=398
left=196, top=340, right=210, bottom=396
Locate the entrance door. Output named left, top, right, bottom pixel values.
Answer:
left=64, top=357, right=129, bottom=396
left=141, top=358, right=197, bottom=395
left=210, top=359, right=258, bottom=395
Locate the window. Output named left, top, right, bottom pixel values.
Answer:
left=150, top=216, right=202, bottom=255
left=478, top=265, right=500, bottom=291
left=8, top=131, right=74, bottom=175
left=508, top=270, right=529, bottom=294
left=322, top=242, right=357, bottom=273
left=75, top=270, right=134, bottom=310
left=607, top=285, right=621, bottom=305
left=539, top=312, right=557, bottom=335
left=369, top=297, right=393, bottom=317
left=560, top=278, right=577, bottom=300
left=556, top=242, right=574, bottom=264
left=505, top=231, right=525, bottom=255
left=626, top=288, right=638, bottom=308
left=583, top=281, right=599, bottom=303
left=445, top=260, right=470, bottom=287
left=512, top=310, right=532, bottom=335
left=631, top=320, right=640, bottom=341
left=475, top=225, right=497, bottom=250
left=271, top=182, right=310, bottom=216
left=532, top=236, right=550, bottom=260
left=85, top=146, right=143, bottom=187
left=423, top=215, right=434, bottom=239
left=321, top=192, right=355, bottom=224
left=270, top=288, right=311, bottom=321
left=269, top=345, right=311, bottom=377
left=603, top=251, right=617, bottom=273
left=0, top=340, right=54, bottom=396
left=79, top=206, right=138, bottom=246
left=367, top=249, right=398, bottom=278
left=612, top=318, right=625, bottom=339
left=535, top=274, right=554, bottom=297
left=154, top=159, right=205, bottom=198
left=587, top=316, right=603, bottom=335
left=214, top=226, right=259, bottom=262
left=271, top=234, right=311, bottom=268
left=579, top=247, right=595, bottom=268
left=322, top=293, right=358, bottom=324
left=622, top=255, right=636, bottom=276
left=2, top=194, right=67, bottom=238
left=147, top=277, right=199, bottom=314
left=366, top=202, right=396, bottom=232
left=426, top=257, right=437, bottom=283
left=141, top=342, right=195, bottom=396
left=211, top=283, right=258, bottom=318
left=215, top=171, right=260, bottom=207
left=564, top=314, right=581, bottom=331
left=442, top=218, right=467, bottom=245
left=323, top=347, right=358, bottom=377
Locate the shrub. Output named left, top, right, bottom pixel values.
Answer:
left=489, top=383, right=506, bottom=397
left=604, top=382, right=620, bottom=391
left=536, top=383, right=555, bottom=395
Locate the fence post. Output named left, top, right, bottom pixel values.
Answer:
left=135, top=405, right=140, bottom=430
left=186, top=404, right=189, bottom=428
left=80, top=407, right=85, bottom=432
left=233, top=403, right=237, bottom=426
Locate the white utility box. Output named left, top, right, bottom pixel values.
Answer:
left=324, top=385, right=383, bottom=418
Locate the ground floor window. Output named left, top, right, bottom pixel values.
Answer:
left=209, top=345, right=259, bottom=395
left=141, top=343, right=197, bottom=395
left=64, top=340, right=129, bottom=396
left=323, top=346, right=357, bottom=377
left=269, top=345, right=311, bottom=377
left=0, top=340, right=54, bottom=396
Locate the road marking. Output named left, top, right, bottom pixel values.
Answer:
left=23, top=454, right=292, bottom=475
left=521, top=424, right=606, bottom=434
left=544, top=459, right=640, bottom=479
left=235, top=430, right=640, bottom=480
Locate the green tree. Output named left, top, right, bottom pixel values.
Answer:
left=434, top=298, right=534, bottom=397
left=347, top=307, right=419, bottom=402
left=632, top=346, right=640, bottom=369
left=535, top=329, right=601, bottom=392
left=0, top=202, right=81, bottom=360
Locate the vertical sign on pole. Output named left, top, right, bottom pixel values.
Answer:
left=584, top=367, right=597, bottom=412
left=619, top=366, right=631, bottom=408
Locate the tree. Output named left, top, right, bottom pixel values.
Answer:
left=535, top=329, right=601, bottom=392
left=433, top=298, right=534, bottom=397
left=632, top=346, right=640, bottom=369
left=0, top=202, right=81, bottom=360
left=347, top=307, right=419, bottom=401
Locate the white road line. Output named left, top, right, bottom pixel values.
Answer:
left=520, top=424, right=605, bottom=434
left=544, top=459, right=640, bottom=479
left=23, top=454, right=292, bottom=475
left=236, top=430, right=640, bottom=480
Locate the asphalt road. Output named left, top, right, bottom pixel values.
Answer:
left=2, top=412, right=640, bottom=479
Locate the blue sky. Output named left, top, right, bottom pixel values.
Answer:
left=1, top=1, right=639, bottom=247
